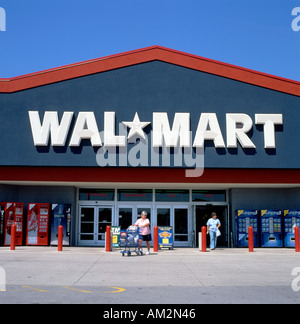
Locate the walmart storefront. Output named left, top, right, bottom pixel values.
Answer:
left=0, top=46, right=299, bottom=248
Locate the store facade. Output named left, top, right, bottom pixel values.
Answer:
left=0, top=46, right=299, bottom=247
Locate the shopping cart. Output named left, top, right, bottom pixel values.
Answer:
left=120, top=226, right=143, bottom=256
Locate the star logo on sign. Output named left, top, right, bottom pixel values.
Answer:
left=122, top=112, right=151, bottom=140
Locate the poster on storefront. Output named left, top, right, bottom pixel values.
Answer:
left=111, top=226, right=121, bottom=248
left=158, top=226, right=173, bottom=249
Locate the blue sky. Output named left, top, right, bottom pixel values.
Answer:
left=0, top=0, right=299, bottom=81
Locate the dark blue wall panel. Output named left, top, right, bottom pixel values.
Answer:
left=0, top=61, right=298, bottom=168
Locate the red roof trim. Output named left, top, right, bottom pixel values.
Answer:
left=0, top=45, right=299, bottom=96
left=0, top=167, right=300, bottom=184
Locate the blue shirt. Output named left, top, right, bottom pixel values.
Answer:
left=206, top=218, right=220, bottom=232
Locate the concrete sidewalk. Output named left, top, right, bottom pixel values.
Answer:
left=0, top=246, right=299, bottom=304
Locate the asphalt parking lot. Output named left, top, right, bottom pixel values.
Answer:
left=0, top=246, right=299, bottom=305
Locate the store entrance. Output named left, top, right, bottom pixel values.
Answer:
left=78, top=205, right=113, bottom=246
left=156, top=205, right=190, bottom=246
left=195, top=205, right=228, bottom=247
left=117, top=205, right=152, bottom=230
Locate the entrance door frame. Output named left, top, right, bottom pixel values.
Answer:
left=155, top=203, right=192, bottom=247
left=78, top=203, right=114, bottom=246
left=116, top=203, right=153, bottom=229
left=192, top=202, right=230, bottom=248
left=116, top=203, right=153, bottom=248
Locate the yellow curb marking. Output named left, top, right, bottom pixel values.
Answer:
left=22, top=286, right=48, bottom=293
left=104, top=286, right=126, bottom=293
left=17, top=286, right=126, bottom=294
left=63, top=286, right=92, bottom=293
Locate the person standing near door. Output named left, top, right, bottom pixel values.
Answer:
left=133, top=211, right=151, bottom=254
left=206, top=212, right=221, bottom=250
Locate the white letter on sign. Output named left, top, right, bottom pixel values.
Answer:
left=104, top=111, right=126, bottom=147
left=255, top=114, right=283, bottom=149
left=29, top=111, right=74, bottom=146
left=226, top=113, right=256, bottom=148
left=193, top=113, right=225, bottom=148
left=152, top=112, right=190, bottom=147
left=70, top=112, right=102, bottom=146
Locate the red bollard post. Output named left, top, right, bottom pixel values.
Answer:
left=105, top=226, right=111, bottom=252
left=201, top=226, right=206, bottom=252
left=153, top=226, right=158, bottom=253
left=10, top=224, right=16, bottom=251
left=248, top=226, right=254, bottom=252
left=58, top=225, right=63, bottom=252
left=295, top=226, right=300, bottom=253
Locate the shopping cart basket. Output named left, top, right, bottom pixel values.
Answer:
left=120, top=226, right=143, bottom=256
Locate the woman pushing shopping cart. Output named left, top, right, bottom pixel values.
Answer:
left=132, top=211, right=152, bottom=255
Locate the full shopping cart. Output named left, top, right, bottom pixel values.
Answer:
left=120, top=226, right=143, bottom=256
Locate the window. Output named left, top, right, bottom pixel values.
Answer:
left=192, top=190, right=226, bottom=202
left=155, top=190, right=189, bottom=202
left=117, top=189, right=153, bottom=202
left=79, top=189, right=114, bottom=201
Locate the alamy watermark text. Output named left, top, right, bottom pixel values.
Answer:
left=0, top=7, right=6, bottom=32
left=292, top=7, right=300, bottom=31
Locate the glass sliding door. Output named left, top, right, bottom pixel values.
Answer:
left=97, top=207, right=112, bottom=241
left=118, top=207, right=133, bottom=230
left=118, top=205, right=152, bottom=230
left=157, top=207, right=171, bottom=227
left=79, top=206, right=95, bottom=243
left=78, top=205, right=113, bottom=246
left=174, top=207, right=189, bottom=242
left=155, top=205, right=190, bottom=246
